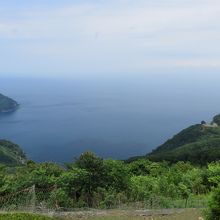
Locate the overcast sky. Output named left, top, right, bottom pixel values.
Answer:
left=0, top=0, right=220, bottom=78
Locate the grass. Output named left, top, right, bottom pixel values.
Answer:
left=0, top=209, right=204, bottom=220
left=0, top=213, right=55, bottom=220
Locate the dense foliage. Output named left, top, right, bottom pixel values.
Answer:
left=0, top=140, right=27, bottom=165
left=1, top=152, right=220, bottom=211
left=145, top=114, right=220, bottom=164
left=213, top=114, right=220, bottom=126
left=0, top=93, right=18, bottom=113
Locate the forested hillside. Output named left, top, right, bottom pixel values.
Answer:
left=147, top=114, right=220, bottom=164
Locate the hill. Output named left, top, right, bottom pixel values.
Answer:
left=0, top=140, right=27, bottom=165
left=147, top=114, right=220, bottom=164
left=0, top=93, right=19, bottom=113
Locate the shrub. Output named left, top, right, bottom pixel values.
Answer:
left=206, top=185, right=220, bottom=220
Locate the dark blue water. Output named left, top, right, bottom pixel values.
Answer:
left=0, top=73, right=220, bottom=162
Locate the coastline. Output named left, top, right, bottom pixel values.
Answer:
left=0, top=103, right=19, bottom=113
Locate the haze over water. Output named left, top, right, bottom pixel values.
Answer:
left=0, top=73, right=220, bottom=162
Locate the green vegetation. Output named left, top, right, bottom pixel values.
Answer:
left=146, top=114, right=220, bottom=164
left=0, top=93, right=18, bottom=113
left=206, top=185, right=220, bottom=220
left=0, top=151, right=218, bottom=212
left=213, top=114, right=220, bottom=126
left=2, top=114, right=220, bottom=219
left=0, top=147, right=218, bottom=220
left=0, top=140, right=27, bottom=165
left=0, top=213, right=54, bottom=220
left=0, top=209, right=204, bottom=220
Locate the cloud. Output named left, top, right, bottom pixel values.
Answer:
left=0, top=0, right=220, bottom=77
left=1, top=0, right=219, bottom=39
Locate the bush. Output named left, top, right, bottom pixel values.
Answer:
left=206, top=185, right=220, bottom=220
left=48, top=188, right=72, bottom=209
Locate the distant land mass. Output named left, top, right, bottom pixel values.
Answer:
left=0, top=140, right=27, bottom=165
left=0, top=93, right=19, bottom=113
left=144, top=114, right=220, bottom=164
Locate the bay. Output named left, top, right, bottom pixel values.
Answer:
left=0, top=74, right=220, bottom=162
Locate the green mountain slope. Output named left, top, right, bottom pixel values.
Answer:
left=147, top=114, right=220, bottom=164
left=0, top=93, right=19, bottom=113
left=0, top=140, right=27, bottom=165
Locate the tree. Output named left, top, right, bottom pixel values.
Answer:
left=182, top=168, right=206, bottom=195
left=74, top=152, right=107, bottom=206
left=128, top=159, right=152, bottom=176
left=104, top=159, right=130, bottom=191
left=208, top=162, right=220, bottom=186
left=57, top=168, right=89, bottom=205
left=130, top=175, right=159, bottom=201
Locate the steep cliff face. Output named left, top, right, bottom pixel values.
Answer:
left=0, top=140, right=27, bottom=165
left=0, top=93, right=19, bottom=113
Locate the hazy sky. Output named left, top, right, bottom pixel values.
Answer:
left=0, top=0, right=220, bottom=78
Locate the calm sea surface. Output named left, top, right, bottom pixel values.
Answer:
left=0, top=74, right=220, bottom=162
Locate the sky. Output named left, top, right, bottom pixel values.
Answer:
left=0, top=0, right=220, bottom=78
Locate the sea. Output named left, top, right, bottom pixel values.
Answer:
left=0, top=73, right=220, bottom=162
